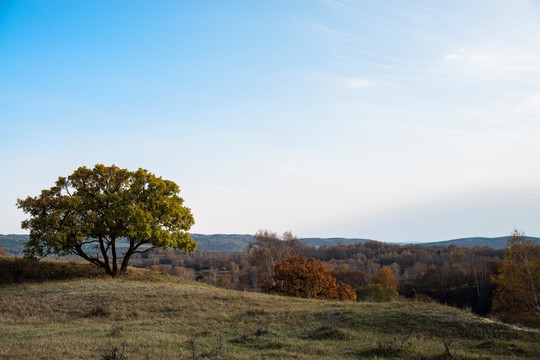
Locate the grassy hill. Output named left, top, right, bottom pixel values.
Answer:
left=0, top=265, right=538, bottom=359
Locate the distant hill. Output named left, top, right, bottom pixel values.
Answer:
left=0, top=234, right=27, bottom=255
left=418, top=236, right=540, bottom=249
left=301, top=237, right=372, bottom=247
left=0, top=234, right=370, bottom=255
left=2, top=233, right=539, bottom=255
left=0, top=234, right=256, bottom=256
left=191, top=233, right=253, bottom=252
left=192, top=235, right=373, bottom=251
left=0, top=234, right=255, bottom=256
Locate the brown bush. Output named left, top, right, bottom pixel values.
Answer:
left=261, top=256, right=355, bottom=301
left=337, top=281, right=357, bottom=301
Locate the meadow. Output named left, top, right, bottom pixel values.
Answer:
left=0, top=262, right=538, bottom=359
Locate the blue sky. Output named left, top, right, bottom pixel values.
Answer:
left=1, top=0, right=540, bottom=242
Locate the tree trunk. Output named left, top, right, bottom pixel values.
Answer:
left=111, top=237, right=118, bottom=275
left=98, top=235, right=113, bottom=276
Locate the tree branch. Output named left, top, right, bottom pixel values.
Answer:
left=133, top=246, right=157, bottom=254
left=81, top=239, right=99, bottom=245
left=73, top=246, right=106, bottom=268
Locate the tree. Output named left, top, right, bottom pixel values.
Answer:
left=246, top=230, right=305, bottom=289
left=17, top=164, right=196, bottom=276
left=0, top=242, right=6, bottom=257
left=492, top=230, right=540, bottom=325
left=371, top=266, right=399, bottom=290
left=261, top=256, right=356, bottom=301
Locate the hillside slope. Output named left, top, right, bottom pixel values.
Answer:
left=0, top=271, right=538, bottom=359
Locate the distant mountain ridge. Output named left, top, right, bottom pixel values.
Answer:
left=1, top=233, right=539, bottom=256
left=417, top=236, right=540, bottom=249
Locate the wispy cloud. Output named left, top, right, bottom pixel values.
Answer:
left=441, top=48, right=540, bottom=78
left=310, top=73, right=372, bottom=89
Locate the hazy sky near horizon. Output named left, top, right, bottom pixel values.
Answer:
left=1, top=0, right=540, bottom=243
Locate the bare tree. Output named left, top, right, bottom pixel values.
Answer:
left=245, top=230, right=305, bottom=288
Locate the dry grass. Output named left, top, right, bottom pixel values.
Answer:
left=1, top=268, right=539, bottom=359
left=0, top=257, right=105, bottom=284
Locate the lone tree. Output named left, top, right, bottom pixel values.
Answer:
left=17, top=164, right=196, bottom=276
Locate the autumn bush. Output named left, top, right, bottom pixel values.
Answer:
left=261, top=256, right=356, bottom=301
left=337, top=281, right=358, bottom=301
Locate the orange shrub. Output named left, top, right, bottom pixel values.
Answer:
left=337, top=281, right=357, bottom=301
left=262, top=256, right=355, bottom=301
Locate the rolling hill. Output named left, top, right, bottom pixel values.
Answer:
left=0, top=266, right=538, bottom=359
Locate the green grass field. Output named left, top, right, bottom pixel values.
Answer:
left=0, top=267, right=539, bottom=359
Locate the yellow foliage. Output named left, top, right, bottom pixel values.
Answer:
left=371, top=266, right=399, bottom=290
left=492, top=231, right=540, bottom=327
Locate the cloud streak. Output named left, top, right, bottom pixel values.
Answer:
left=310, top=73, right=372, bottom=89
left=441, top=49, right=540, bottom=79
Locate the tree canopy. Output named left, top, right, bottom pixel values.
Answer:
left=17, top=164, right=196, bottom=276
